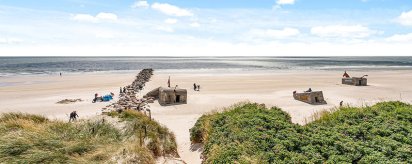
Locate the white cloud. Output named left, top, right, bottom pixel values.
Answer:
left=151, top=3, right=193, bottom=17
left=3, top=5, right=412, bottom=57
left=96, top=13, right=118, bottom=21
left=249, top=28, right=300, bottom=39
left=0, top=38, right=23, bottom=44
left=71, top=12, right=118, bottom=23
left=398, top=10, right=412, bottom=26
left=190, top=22, right=200, bottom=28
left=131, top=1, right=149, bottom=8
left=156, top=26, right=174, bottom=32
left=164, top=18, right=178, bottom=24
left=3, top=41, right=412, bottom=56
left=93, top=30, right=117, bottom=39
left=276, top=0, right=295, bottom=5
left=71, top=14, right=97, bottom=22
left=310, top=25, right=377, bottom=38
left=386, top=33, right=412, bottom=42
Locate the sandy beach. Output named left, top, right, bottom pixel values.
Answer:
left=1, top=70, right=412, bottom=163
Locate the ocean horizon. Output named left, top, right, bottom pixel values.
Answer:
left=1, top=56, right=412, bottom=77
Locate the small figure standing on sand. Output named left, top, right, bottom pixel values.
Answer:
left=193, top=83, right=197, bottom=91
left=173, top=85, right=178, bottom=103
left=69, top=111, right=79, bottom=122
left=197, top=85, right=200, bottom=91
left=168, top=76, right=171, bottom=88
left=59, top=72, right=62, bottom=77
left=343, top=70, right=350, bottom=78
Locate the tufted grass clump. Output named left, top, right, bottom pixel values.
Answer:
left=0, top=110, right=179, bottom=163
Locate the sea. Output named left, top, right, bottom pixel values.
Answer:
left=1, top=56, right=412, bottom=77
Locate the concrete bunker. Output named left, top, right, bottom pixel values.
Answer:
left=342, top=71, right=368, bottom=86
left=146, top=87, right=187, bottom=106
left=293, top=90, right=327, bottom=105
left=342, top=77, right=367, bottom=86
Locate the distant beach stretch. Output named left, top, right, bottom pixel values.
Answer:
left=1, top=58, right=412, bottom=163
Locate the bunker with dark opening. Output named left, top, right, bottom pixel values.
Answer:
left=342, top=77, right=368, bottom=86
left=145, top=87, right=187, bottom=106
left=293, top=90, right=327, bottom=105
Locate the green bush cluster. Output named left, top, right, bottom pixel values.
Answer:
left=190, top=102, right=412, bottom=163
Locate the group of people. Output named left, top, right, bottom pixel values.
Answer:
left=69, top=69, right=155, bottom=123
left=193, top=83, right=201, bottom=91
left=120, top=87, right=126, bottom=94
left=167, top=76, right=201, bottom=91
left=92, top=92, right=114, bottom=103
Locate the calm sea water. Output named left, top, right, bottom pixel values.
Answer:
left=0, top=56, right=412, bottom=76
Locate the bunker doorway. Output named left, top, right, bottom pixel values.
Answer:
left=176, top=95, right=181, bottom=103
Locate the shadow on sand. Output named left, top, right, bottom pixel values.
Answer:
left=190, top=143, right=204, bottom=153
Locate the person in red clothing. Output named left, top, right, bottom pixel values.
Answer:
left=343, top=70, right=350, bottom=78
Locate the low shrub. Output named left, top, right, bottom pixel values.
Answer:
left=191, top=101, right=412, bottom=163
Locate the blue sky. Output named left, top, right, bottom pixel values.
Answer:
left=0, top=0, right=412, bottom=56
left=1, top=0, right=410, bottom=10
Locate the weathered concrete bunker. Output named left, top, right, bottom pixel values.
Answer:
left=146, top=87, right=187, bottom=106
left=293, top=91, right=327, bottom=105
left=342, top=77, right=367, bottom=86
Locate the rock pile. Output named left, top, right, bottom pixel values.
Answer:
left=102, top=69, right=155, bottom=113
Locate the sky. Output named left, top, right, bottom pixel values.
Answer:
left=0, top=0, right=412, bottom=56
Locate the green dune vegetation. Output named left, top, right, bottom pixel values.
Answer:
left=190, top=101, right=412, bottom=163
left=0, top=110, right=178, bottom=163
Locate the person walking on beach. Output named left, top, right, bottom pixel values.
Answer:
left=167, top=76, right=171, bottom=88
left=197, top=85, right=200, bottom=91
left=69, top=111, right=79, bottom=122
left=59, top=72, right=62, bottom=77
left=193, top=83, right=197, bottom=91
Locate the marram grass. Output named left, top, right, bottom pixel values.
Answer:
left=0, top=110, right=178, bottom=163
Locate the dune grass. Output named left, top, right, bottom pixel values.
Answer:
left=110, top=110, right=179, bottom=158
left=0, top=110, right=178, bottom=163
left=190, top=101, right=412, bottom=163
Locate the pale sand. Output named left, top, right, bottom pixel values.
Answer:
left=1, top=70, right=412, bottom=163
